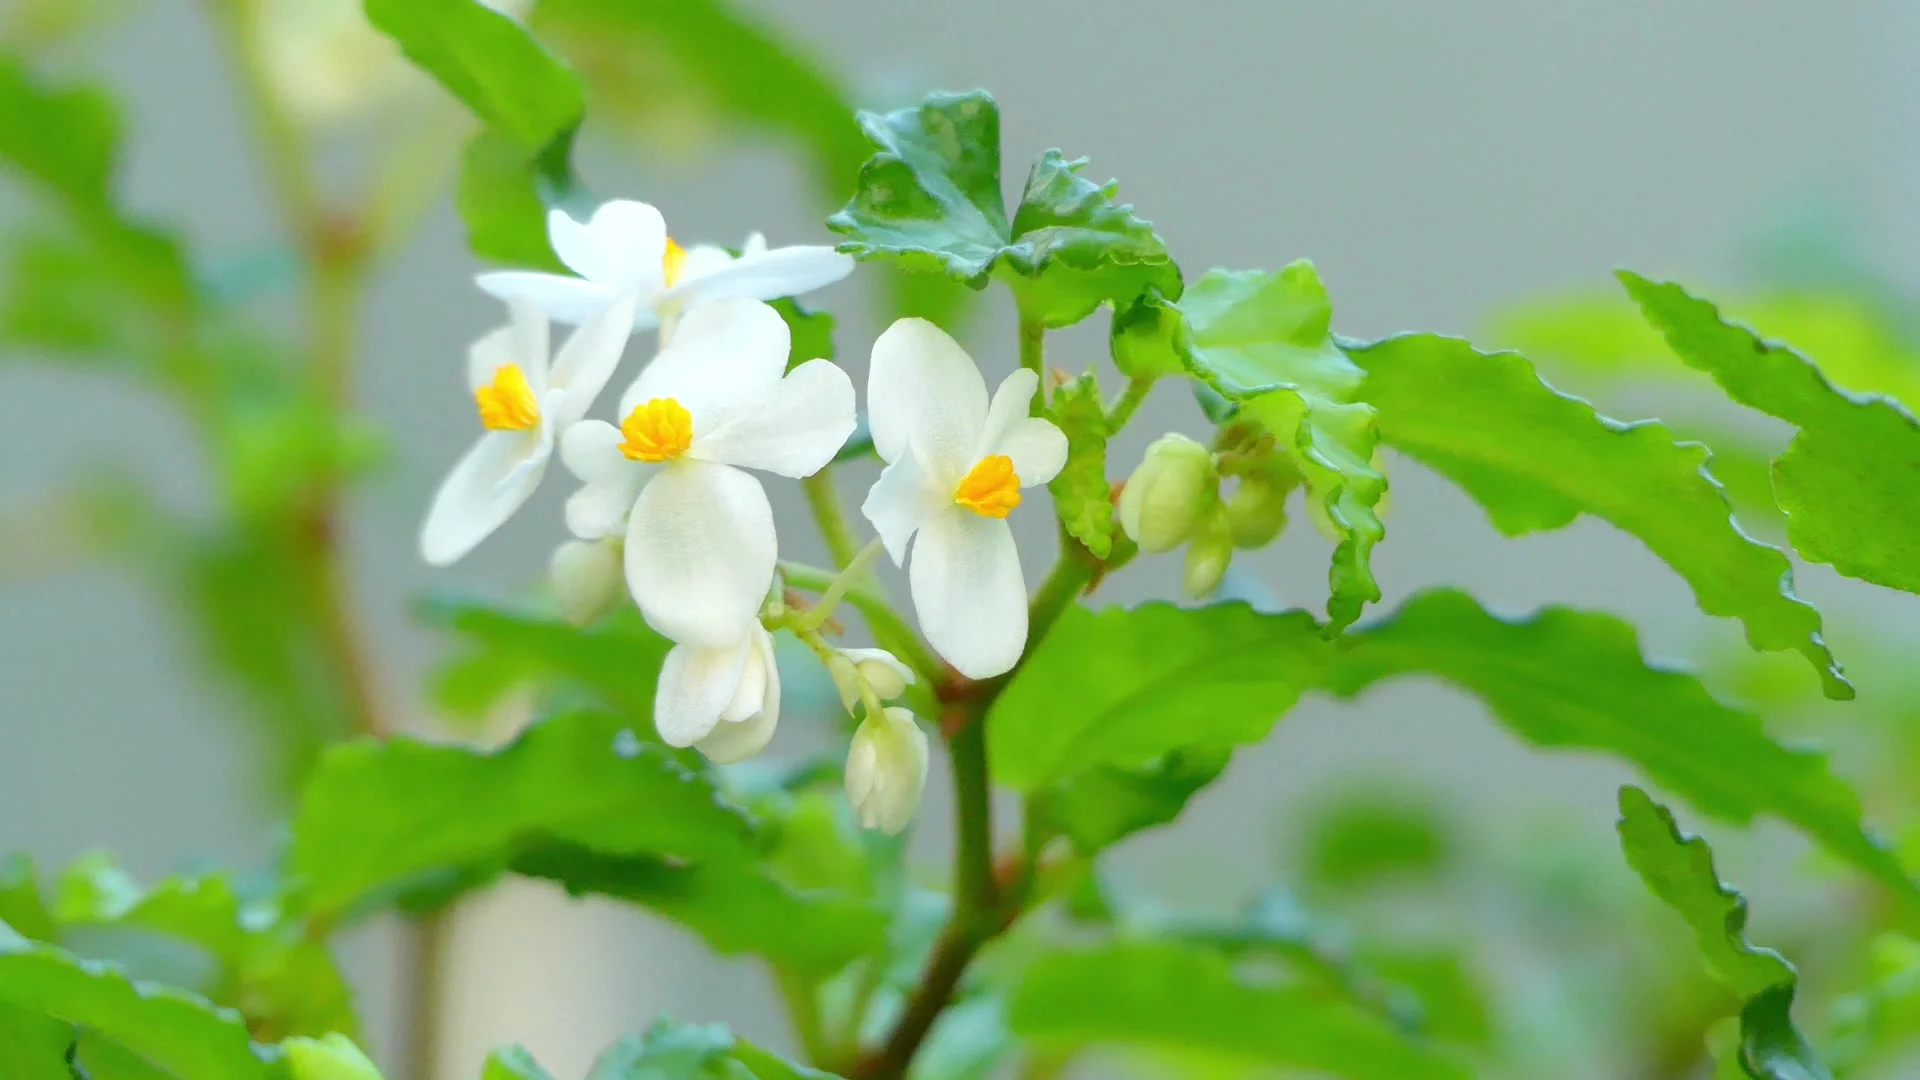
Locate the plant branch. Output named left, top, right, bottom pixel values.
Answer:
left=803, top=469, right=865, bottom=569
left=780, top=561, right=943, bottom=689
left=774, top=966, right=834, bottom=1068
left=1107, top=376, right=1155, bottom=433
left=1018, top=317, right=1046, bottom=414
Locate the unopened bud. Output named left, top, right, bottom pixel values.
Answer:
left=1226, top=475, right=1290, bottom=549
left=830, top=648, right=916, bottom=712
left=1181, top=510, right=1233, bottom=599
left=1118, top=434, right=1218, bottom=554
left=845, top=707, right=929, bottom=835
left=550, top=539, right=623, bottom=626
left=284, top=1034, right=385, bottom=1080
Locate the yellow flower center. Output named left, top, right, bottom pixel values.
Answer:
left=474, top=363, right=540, bottom=431
left=619, top=398, right=694, bottom=462
left=954, top=455, right=1021, bottom=518
left=663, top=237, right=687, bottom=289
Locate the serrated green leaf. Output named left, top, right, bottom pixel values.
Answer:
left=289, top=710, right=756, bottom=922
left=456, top=129, right=565, bottom=271
left=485, top=1046, right=557, bottom=1080
left=989, top=602, right=1331, bottom=792
left=828, top=90, right=1177, bottom=327
left=1009, top=941, right=1474, bottom=1080
left=1617, top=786, right=1832, bottom=1080
left=1327, top=590, right=1910, bottom=899
left=364, top=0, right=582, bottom=152
left=1621, top=272, right=1920, bottom=596
left=0, top=1001, right=72, bottom=1080
left=1035, top=748, right=1231, bottom=853
left=1114, top=266, right=1384, bottom=630
left=0, top=928, right=268, bottom=1080
left=510, top=844, right=882, bottom=976
left=1045, top=373, right=1114, bottom=558
left=424, top=600, right=673, bottom=722
left=1344, top=331, right=1848, bottom=699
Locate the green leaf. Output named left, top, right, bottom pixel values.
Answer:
left=1344, top=331, right=1849, bottom=699
left=0, top=1001, right=72, bottom=1080
left=364, top=0, right=583, bottom=152
left=0, top=53, right=115, bottom=202
left=1299, top=793, right=1454, bottom=895
left=770, top=297, right=835, bottom=371
left=1621, top=272, right=1920, bottom=596
left=1034, top=749, right=1231, bottom=854
left=289, top=710, right=756, bottom=923
left=1617, top=786, right=1833, bottom=1080
left=484, top=1046, right=557, bottom=1080
left=0, top=927, right=269, bottom=1080
left=510, top=844, right=881, bottom=976
left=1327, top=590, right=1910, bottom=899
left=424, top=599, right=673, bottom=722
left=1045, top=372, right=1114, bottom=558
left=456, top=130, right=565, bottom=271
left=990, top=602, right=1331, bottom=792
left=828, top=90, right=1178, bottom=327
left=0, top=856, right=56, bottom=942
left=578, top=1019, right=834, bottom=1080
left=1009, top=941, right=1474, bottom=1080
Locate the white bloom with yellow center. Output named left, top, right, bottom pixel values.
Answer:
left=475, top=200, right=853, bottom=333
left=860, top=319, right=1068, bottom=679
left=845, top=706, right=930, bottom=834
left=560, top=298, right=856, bottom=646
left=419, top=292, right=637, bottom=566
left=656, top=621, right=781, bottom=763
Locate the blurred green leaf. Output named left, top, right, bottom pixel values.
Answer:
left=0, top=856, right=56, bottom=942
left=1046, top=372, right=1115, bottom=559
left=365, top=0, right=582, bottom=151
left=424, top=599, right=673, bottom=722
left=828, top=90, right=1178, bottom=328
left=0, top=53, right=115, bottom=200
left=989, top=602, right=1331, bottom=792
left=0, top=1001, right=72, bottom=1080
left=457, top=129, right=565, bottom=271
left=1035, top=748, right=1231, bottom=853
left=1327, top=589, right=1912, bottom=900
left=578, top=1018, right=838, bottom=1080
left=1300, top=793, right=1454, bottom=894
left=770, top=297, right=835, bottom=371
left=289, top=709, right=756, bottom=923
left=1617, top=785, right=1832, bottom=1080
left=485, top=1046, right=557, bottom=1080
left=1622, top=272, right=1920, bottom=596
left=1345, top=331, right=1848, bottom=699
left=1009, top=941, right=1474, bottom=1080
left=1117, top=266, right=1384, bottom=630
left=1825, top=934, right=1920, bottom=1072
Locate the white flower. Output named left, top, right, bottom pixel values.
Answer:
left=829, top=647, right=916, bottom=712
left=559, top=298, right=856, bottom=646
left=475, top=200, right=853, bottom=333
left=860, top=319, right=1069, bottom=679
left=655, top=621, right=781, bottom=764
left=419, top=291, right=637, bottom=566
left=845, top=706, right=930, bottom=835
left=550, top=538, right=623, bottom=626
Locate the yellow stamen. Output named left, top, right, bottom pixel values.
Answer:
left=474, top=364, right=540, bottom=430
left=663, top=237, right=687, bottom=289
left=954, top=455, right=1021, bottom=518
left=619, top=398, right=695, bottom=462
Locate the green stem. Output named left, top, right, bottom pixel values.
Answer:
left=803, top=469, right=864, bottom=569
left=1025, top=540, right=1097, bottom=656
left=797, top=537, right=886, bottom=634
left=1107, top=376, right=1155, bottom=433
left=774, top=967, right=833, bottom=1068
left=1018, top=317, right=1046, bottom=414
left=779, top=561, right=943, bottom=689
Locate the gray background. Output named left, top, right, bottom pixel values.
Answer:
left=3, top=1, right=1917, bottom=1077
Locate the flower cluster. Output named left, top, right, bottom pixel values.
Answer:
left=420, top=199, right=1066, bottom=832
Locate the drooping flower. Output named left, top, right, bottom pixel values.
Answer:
left=860, top=319, right=1068, bottom=679
left=655, top=621, right=781, bottom=763
left=550, top=538, right=623, bottom=626
left=829, top=647, right=916, bottom=712
left=845, top=706, right=930, bottom=834
left=560, top=298, right=856, bottom=646
left=475, top=200, right=853, bottom=333
left=419, top=292, right=637, bottom=566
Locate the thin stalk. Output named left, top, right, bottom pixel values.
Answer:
left=803, top=469, right=864, bottom=569
left=1018, top=317, right=1046, bottom=415
left=774, top=967, right=834, bottom=1068
left=1107, top=376, right=1155, bottom=433
left=780, top=562, right=943, bottom=688
left=797, top=537, right=887, bottom=633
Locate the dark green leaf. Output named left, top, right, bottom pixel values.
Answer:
left=990, top=602, right=1331, bottom=791
left=364, top=0, right=583, bottom=152
left=1327, top=590, right=1910, bottom=899
left=485, top=1046, right=557, bottom=1080
left=1009, top=941, right=1474, bottom=1080
left=289, top=710, right=756, bottom=922
left=1617, top=786, right=1832, bottom=1080
left=1045, top=372, right=1114, bottom=558
left=770, top=297, right=835, bottom=371
left=1346, top=331, right=1849, bottom=699
left=1002, top=150, right=1183, bottom=327
left=1621, top=272, right=1920, bottom=596
left=0, top=1001, right=72, bottom=1080
left=1034, top=748, right=1231, bottom=853
left=0, top=53, right=115, bottom=202
left=456, top=130, right=565, bottom=271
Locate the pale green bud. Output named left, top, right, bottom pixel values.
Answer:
left=550, top=539, right=623, bottom=626
left=830, top=648, right=917, bottom=712
left=1181, top=510, right=1234, bottom=599
left=284, top=1034, right=385, bottom=1080
left=1225, top=475, right=1290, bottom=549
left=845, top=707, right=930, bottom=835
left=1118, top=434, right=1218, bottom=554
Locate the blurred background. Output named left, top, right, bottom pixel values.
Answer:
left=4, top=1, right=1920, bottom=1077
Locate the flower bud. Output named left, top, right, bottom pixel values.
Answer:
left=1118, top=434, right=1218, bottom=554
left=1181, top=510, right=1233, bottom=599
left=845, top=707, right=929, bottom=835
left=694, top=624, right=781, bottom=764
left=284, top=1034, right=385, bottom=1080
left=550, top=539, right=623, bottom=626
left=1225, top=475, right=1290, bottom=549
left=829, top=648, right=917, bottom=712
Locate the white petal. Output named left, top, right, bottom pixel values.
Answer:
left=559, top=420, right=626, bottom=483
left=550, top=539, right=623, bottom=626
left=910, top=509, right=1027, bottom=679
left=867, top=317, right=987, bottom=476
left=546, top=291, right=638, bottom=425
left=419, top=430, right=549, bottom=566
left=697, top=625, right=781, bottom=763
left=693, top=359, right=855, bottom=477
left=654, top=636, right=752, bottom=747
left=552, top=201, right=667, bottom=291
left=660, top=245, right=853, bottom=312
left=466, top=297, right=551, bottom=391
left=677, top=244, right=737, bottom=283
left=974, top=369, right=1037, bottom=454
left=842, top=648, right=915, bottom=701
left=740, top=232, right=769, bottom=257
left=992, top=418, right=1069, bottom=487
left=620, top=298, right=789, bottom=434
left=861, top=443, right=945, bottom=565
left=696, top=706, right=778, bottom=764
left=475, top=271, right=622, bottom=328
left=624, top=460, right=777, bottom=647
